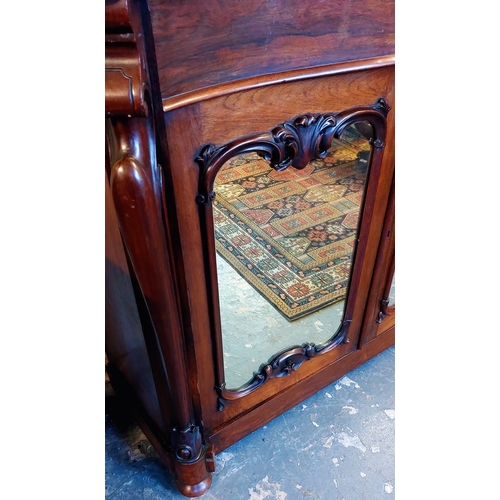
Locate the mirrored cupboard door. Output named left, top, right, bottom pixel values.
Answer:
left=359, top=178, right=395, bottom=345
left=105, top=0, right=395, bottom=495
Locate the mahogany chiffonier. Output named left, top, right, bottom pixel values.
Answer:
left=105, top=0, right=395, bottom=496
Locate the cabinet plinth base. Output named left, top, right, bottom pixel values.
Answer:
left=174, top=455, right=213, bottom=498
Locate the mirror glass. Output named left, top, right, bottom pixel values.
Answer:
left=388, top=273, right=395, bottom=307
left=213, top=122, right=374, bottom=390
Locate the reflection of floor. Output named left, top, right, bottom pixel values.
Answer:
left=388, top=274, right=395, bottom=306
left=105, top=347, right=395, bottom=499
left=217, top=255, right=344, bottom=390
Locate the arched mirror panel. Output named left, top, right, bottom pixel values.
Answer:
left=214, top=125, right=372, bottom=389
left=196, top=99, right=390, bottom=401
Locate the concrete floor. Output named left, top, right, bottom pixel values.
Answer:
left=105, top=346, right=395, bottom=499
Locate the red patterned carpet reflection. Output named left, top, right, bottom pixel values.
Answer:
left=213, top=129, right=370, bottom=321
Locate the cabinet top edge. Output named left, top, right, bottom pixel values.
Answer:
left=148, top=0, right=394, bottom=103
left=162, top=55, right=395, bottom=113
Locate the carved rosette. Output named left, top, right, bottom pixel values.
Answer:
left=196, top=99, right=390, bottom=406
left=171, top=425, right=203, bottom=463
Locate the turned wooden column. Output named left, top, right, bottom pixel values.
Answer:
left=105, top=0, right=212, bottom=495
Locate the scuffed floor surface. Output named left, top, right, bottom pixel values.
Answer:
left=105, top=346, right=394, bottom=499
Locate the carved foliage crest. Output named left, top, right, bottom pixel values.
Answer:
left=195, top=99, right=390, bottom=203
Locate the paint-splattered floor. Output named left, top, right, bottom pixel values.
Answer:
left=105, top=346, right=395, bottom=499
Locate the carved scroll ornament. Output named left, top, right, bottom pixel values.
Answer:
left=216, top=320, right=352, bottom=408
left=195, top=98, right=391, bottom=406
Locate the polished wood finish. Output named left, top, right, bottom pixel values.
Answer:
left=105, top=1, right=212, bottom=495
left=161, top=56, right=395, bottom=112
left=105, top=0, right=395, bottom=496
left=377, top=181, right=396, bottom=323
left=162, top=67, right=395, bottom=432
left=105, top=168, right=164, bottom=431
left=105, top=0, right=134, bottom=34
left=359, top=177, right=395, bottom=344
left=197, top=64, right=395, bottom=146
left=148, top=0, right=395, bottom=101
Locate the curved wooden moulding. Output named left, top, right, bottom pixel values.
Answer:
left=162, top=56, right=395, bottom=112
left=105, top=43, right=149, bottom=117
left=195, top=98, right=391, bottom=406
left=108, top=116, right=213, bottom=497
left=106, top=2, right=215, bottom=495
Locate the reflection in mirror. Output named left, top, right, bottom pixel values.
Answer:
left=388, top=273, right=395, bottom=307
left=213, top=122, right=374, bottom=390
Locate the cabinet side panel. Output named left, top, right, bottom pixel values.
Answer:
left=105, top=171, right=163, bottom=430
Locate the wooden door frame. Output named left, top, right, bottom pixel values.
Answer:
left=160, top=66, right=395, bottom=440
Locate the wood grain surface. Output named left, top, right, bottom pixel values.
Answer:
left=197, top=65, right=394, bottom=146
left=149, top=0, right=395, bottom=100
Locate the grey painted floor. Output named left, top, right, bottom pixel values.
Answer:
left=217, top=254, right=346, bottom=391
left=105, top=346, right=395, bottom=499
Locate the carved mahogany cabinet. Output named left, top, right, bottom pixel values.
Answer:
left=105, top=0, right=395, bottom=496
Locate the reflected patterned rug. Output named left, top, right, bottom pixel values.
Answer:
left=213, top=128, right=371, bottom=321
